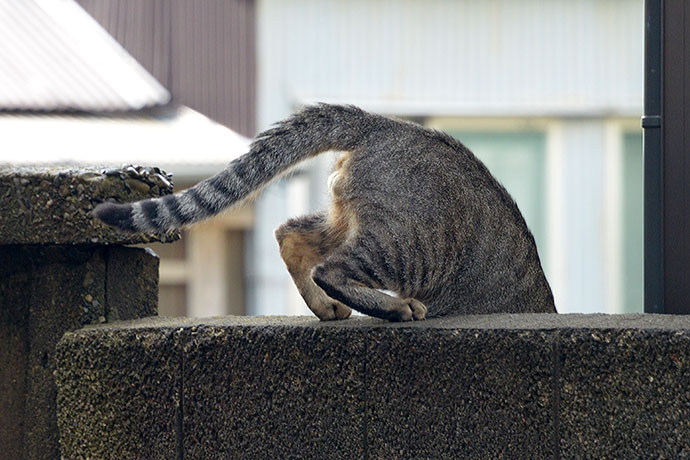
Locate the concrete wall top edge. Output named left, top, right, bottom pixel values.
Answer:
left=66, top=313, right=690, bottom=335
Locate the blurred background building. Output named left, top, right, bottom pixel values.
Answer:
left=1, top=0, right=644, bottom=316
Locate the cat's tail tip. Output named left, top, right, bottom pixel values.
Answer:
left=92, top=202, right=137, bottom=232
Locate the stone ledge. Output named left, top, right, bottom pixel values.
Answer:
left=0, top=166, right=179, bottom=245
left=55, top=314, right=690, bottom=460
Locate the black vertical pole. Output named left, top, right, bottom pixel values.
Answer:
left=645, top=0, right=690, bottom=314
left=643, top=0, right=663, bottom=314
left=661, top=0, right=690, bottom=314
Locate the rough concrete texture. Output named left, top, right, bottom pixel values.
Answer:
left=0, top=245, right=159, bottom=460
left=367, top=328, right=555, bottom=459
left=54, top=314, right=690, bottom=460
left=0, top=166, right=179, bottom=244
left=183, top=323, right=368, bottom=459
left=0, top=249, right=30, bottom=460
left=106, top=246, right=159, bottom=321
left=55, top=326, right=181, bottom=460
left=559, top=329, right=690, bottom=459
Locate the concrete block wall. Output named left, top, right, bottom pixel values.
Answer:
left=55, top=314, right=690, bottom=460
left=0, top=166, right=175, bottom=460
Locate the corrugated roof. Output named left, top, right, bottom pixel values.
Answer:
left=0, top=106, right=250, bottom=180
left=0, top=0, right=170, bottom=112
left=78, top=0, right=257, bottom=136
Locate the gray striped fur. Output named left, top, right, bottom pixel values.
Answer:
left=93, top=104, right=371, bottom=232
left=94, top=104, right=556, bottom=320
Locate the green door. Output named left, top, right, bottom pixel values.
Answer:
left=622, top=131, right=643, bottom=313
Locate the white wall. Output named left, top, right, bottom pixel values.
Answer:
left=258, top=0, right=642, bottom=116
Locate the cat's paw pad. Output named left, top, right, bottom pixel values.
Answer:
left=389, top=298, right=427, bottom=322
left=311, top=300, right=352, bottom=321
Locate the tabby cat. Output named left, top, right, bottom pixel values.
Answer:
left=94, top=104, right=556, bottom=321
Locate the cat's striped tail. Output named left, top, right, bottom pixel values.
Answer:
left=93, top=104, right=375, bottom=233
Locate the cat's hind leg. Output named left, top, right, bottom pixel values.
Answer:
left=275, top=212, right=352, bottom=320
left=312, top=240, right=427, bottom=322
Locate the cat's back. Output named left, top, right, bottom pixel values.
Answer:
left=341, top=117, right=556, bottom=315
left=345, top=119, right=492, bottom=220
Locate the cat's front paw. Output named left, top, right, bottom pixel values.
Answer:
left=309, top=299, right=352, bottom=321
left=388, top=298, right=427, bottom=322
